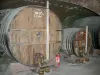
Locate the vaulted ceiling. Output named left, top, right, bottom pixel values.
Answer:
left=0, top=0, right=100, bottom=30
left=59, top=0, right=100, bottom=14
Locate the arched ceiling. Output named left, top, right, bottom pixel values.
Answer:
left=58, top=0, right=100, bottom=15
left=0, top=0, right=99, bottom=25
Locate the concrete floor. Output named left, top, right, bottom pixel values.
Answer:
left=0, top=55, right=100, bottom=75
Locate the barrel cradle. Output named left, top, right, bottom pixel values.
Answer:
left=0, top=5, right=62, bottom=67
left=62, top=28, right=92, bottom=57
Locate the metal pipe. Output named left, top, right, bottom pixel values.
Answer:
left=85, top=26, right=88, bottom=54
left=46, top=0, right=49, bottom=60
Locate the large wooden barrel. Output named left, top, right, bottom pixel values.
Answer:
left=62, top=28, right=92, bottom=57
left=0, top=5, right=62, bottom=67
left=72, top=16, right=100, bottom=49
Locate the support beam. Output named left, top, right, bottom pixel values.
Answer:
left=85, top=26, right=88, bottom=55
left=46, top=0, right=49, bottom=61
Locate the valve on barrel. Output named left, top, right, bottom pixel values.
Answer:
left=34, top=53, right=51, bottom=75
left=34, top=53, right=44, bottom=67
